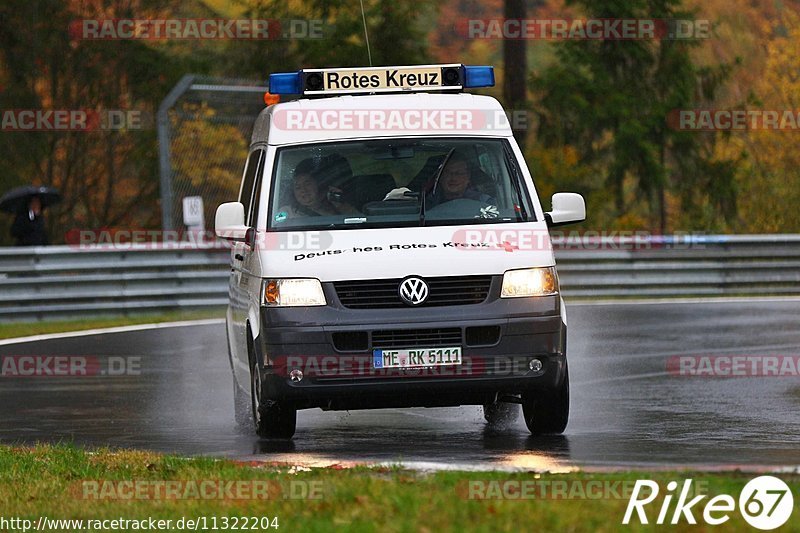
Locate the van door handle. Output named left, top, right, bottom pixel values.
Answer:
left=234, top=253, right=244, bottom=261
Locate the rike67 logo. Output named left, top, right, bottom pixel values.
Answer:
left=623, top=476, right=794, bottom=529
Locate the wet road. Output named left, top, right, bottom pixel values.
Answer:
left=1, top=300, right=799, bottom=470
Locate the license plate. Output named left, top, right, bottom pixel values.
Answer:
left=373, top=347, right=462, bottom=369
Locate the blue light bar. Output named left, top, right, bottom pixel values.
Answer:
left=463, top=66, right=495, bottom=88
left=269, top=72, right=302, bottom=94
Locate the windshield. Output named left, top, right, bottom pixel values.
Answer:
left=267, top=138, right=534, bottom=230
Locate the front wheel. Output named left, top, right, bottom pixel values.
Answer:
left=250, top=357, right=296, bottom=439
left=483, top=400, right=519, bottom=426
left=522, top=362, right=569, bottom=435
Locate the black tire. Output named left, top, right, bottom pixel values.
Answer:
left=522, top=362, right=569, bottom=435
left=227, top=325, right=251, bottom=428
left=482, top=400, right=519, bottom=426
left=233, top=377, right=251, bottom=429
left=250, top=355, right=296, bottom=439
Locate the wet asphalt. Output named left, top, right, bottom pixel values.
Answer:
left=1, top=299, right=798, bottom=470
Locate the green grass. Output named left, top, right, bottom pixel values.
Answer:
left=0, top=445, right=797, bottom=532
left=0, top=309, right=224, bottom=340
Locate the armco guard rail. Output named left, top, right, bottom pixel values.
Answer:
left=0, top=244, right=230, bottom=320
left=0, top=235, right=798, bottom=320
left=554, top=234, right=800, bottom=298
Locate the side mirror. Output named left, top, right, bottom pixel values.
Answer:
left=215, top=202, right=248, bottom=241
left=545, top=193, right=586, bottom=227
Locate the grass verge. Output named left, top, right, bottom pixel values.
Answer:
left=0, top=310, right=225, bottom=341
left=0, top=445, right=797, bottom=532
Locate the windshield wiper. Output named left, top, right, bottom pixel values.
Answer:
left=420, top=148, right=455, bottom=226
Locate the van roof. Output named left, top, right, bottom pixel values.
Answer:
left=251, top=92, right=513, bottom=147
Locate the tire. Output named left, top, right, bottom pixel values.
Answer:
left=482, top=400, right=519, bottom=426
left=522, top=362, right=569, bottom=435
left=227, top=324, right=251, bottom=428
left=250, top=355, right=297, bottom=439
left=233, top=377, right=251, bottom=429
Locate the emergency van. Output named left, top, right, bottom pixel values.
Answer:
left=215, top=64, right=586, bottom=438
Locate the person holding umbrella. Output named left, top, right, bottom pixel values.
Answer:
left=0, top=185, right=61, bottom=246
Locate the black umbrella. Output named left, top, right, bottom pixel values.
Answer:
left=0, top=185, right=61, bottom=214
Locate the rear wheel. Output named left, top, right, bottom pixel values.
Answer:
left=233, top=377, right=251, bottom=428
left=228, top=324, right=251, bottom=429
left=250, top=355, right=296, bottom=439
left=482, top=400, right=519, bottom=426
left=522, top=362, right=569, bottom=435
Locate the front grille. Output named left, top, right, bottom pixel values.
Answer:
left=372, top=328, right=462, bottom=349
left=333, top=275, right=492, bottom=309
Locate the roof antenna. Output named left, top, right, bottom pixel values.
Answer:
left=359, top=0, right=373, bottom=66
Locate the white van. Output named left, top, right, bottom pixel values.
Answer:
left=215, top=64, right=585, bottom=438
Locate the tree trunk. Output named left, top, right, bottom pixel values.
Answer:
left=503, top=0, right=529, bottom=148
left=659, top=144, right=666, bottom=234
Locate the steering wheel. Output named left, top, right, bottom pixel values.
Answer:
left=426, top=198, right=497, bottom=219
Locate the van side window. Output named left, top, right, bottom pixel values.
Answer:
left=248, top=158, right=265, bottom=226
left=239, top=149, right=266, bottom=226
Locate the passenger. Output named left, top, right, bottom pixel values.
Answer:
left=276, top=158, right=358, bottom=218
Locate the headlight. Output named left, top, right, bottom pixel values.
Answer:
left=263, top=279, right=326, bottom=306
left=500, top=267, right=559, bottom=298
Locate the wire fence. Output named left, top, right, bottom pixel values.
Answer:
left=160, top=76, right=267, bottom=231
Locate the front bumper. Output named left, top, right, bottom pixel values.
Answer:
left=257, top=281, right=566, bottom=410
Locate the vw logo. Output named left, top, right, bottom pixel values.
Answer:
left=398, top=277, right=429, bottom=306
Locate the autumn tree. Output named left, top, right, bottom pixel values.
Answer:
left=731, top=10, right=800, bottom=232
left=0, top=0, right=190, bottom=243
left=531, top=0, right=738, bottom=232
left=228, top=0, right=436, bottom=78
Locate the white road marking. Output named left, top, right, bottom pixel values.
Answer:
left=0, top=318, right=225, bottom=346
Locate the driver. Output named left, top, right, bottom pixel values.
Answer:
left=425, top=152, right=495, bottom=207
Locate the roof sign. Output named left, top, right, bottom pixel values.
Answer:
left=269, top=64, right=494, bottom=96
